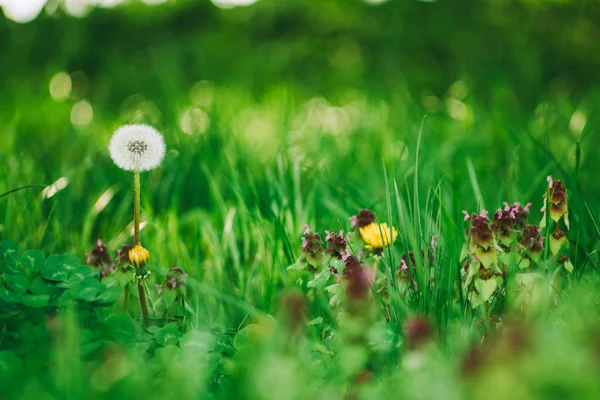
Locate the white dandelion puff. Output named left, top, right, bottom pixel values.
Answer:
left=109, top=124, right=166, bottom=172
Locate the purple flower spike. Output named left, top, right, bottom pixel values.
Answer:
left=400, top=258, right=408, bottom=271
left=349, top=215, right=358, bottom=227
left=341, top=248, right=353, bottom=262
left=524, top=202, right=532, bottom=213
left=463, top=210, right=470, bottom=221
left=156, top=285, right=163, bottom=295
left=479, top=210, right=489, bottom=218
left=304, top=224, right=311, bottom=235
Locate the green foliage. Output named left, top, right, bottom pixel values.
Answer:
left=1, top=0, right=600, bottom=398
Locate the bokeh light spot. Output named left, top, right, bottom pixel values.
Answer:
left=190, top=81, right=215, bottom=107
left=179, top=107, right=210, bottom=135
left=211, top=0, right=259, bottom=9
left=569, top=110, right=587, bottom=136
left=0, top=0, right=47, bottom=23
left=49, top=72, right=72, bottom=101
left=70, top=100, right=94, bottom=126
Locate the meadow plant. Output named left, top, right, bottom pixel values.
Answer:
left=108, top=124, right=165, bottom=321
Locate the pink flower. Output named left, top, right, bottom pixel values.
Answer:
left=463, top=210, right=470, bottom=221
left=349, top=215, right=358, bottom=227
left=400, top=258, right=408, bottom=271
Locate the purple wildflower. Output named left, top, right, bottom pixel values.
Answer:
left=349, top=209, right=376, bottom=228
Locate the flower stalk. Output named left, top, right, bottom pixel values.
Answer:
left=109, top=124, right=166, bottom=324
left=134, top=171, right=141, bottom=246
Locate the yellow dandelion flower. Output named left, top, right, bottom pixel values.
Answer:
left=359, top=222, right=398, bottom=249
left=129, top=245, right=150, bottom=268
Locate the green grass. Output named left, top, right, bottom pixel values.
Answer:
left=2, top=1, right=600, bottom=399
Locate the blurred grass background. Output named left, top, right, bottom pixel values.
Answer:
left=1, top=0, right=600, bottom=399
left=2, top=0, right=600, bottom=310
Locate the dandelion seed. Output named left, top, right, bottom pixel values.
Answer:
left=109, top=124, right=166, bottom=172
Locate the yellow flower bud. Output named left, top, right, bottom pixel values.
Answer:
left=129, top=245, right=150, bottom=267
left=359, top=222, right=398, bottom=249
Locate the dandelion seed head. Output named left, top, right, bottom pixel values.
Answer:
left=109, top=124, right=166, bottom=172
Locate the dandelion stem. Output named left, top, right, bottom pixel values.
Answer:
left=138, top=281, right=149, bottom=325
left=133, top=171, right=141, bottom=246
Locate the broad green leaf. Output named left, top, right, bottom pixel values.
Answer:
left=5, top=274, right=29, bottom=296
left=475, top=277, right=498, bottom=303
left=233, top=324, right=262, bottom=350
left=68, top=278, right=101, bottom=302
left=307, top=267, right=331, bottom=289
left=338, top=345, right=369, bottom=378
left=0, top=287, right=20, bottom=303
left=19, top=250, right=45, bottom=272
left=0, top=351, right=23, bottom=379
left=106, top=314, right=137, bottom=343
left=95, top=285, right=122, bottom=304
left=154, top=323, right=181, bottom=346
left=21, top=294, right=50, bottom=308
left=57, top=291, right=77, bottom=307
left=29, top=277, right=62, bottom=297
left=57, top=266, right=96, bottom=288
left=0, top=241, right=18, bottom=264
left=80, top=341, right=104, bottom=357
left=180, top=331, right=216, bottom=353
left=41, top=264, right=70, bottom=282
left=43, top=254, right=82, bottom=282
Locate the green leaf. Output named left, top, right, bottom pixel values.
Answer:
left=0, top=241, right=18, bottom=264
left=0, top=261, right=19, bottom=274
left=42, top=254, right=82, bottom=282
left=106, top=314, right=137, bottom=343
left=19, top=250, right=45, bottom=272
left=338, top=345, right=369, bottom=378
left=0, top=287, right=20, bottom=303
left=307, top=267, right=331, bottom=289
left=80, top=341, right=104, bottom=357
left=95, top=285, right=122, bottom=304
left=153, top=323, right=181, bottom=346
left=68, top=278, right=101, bottom=302
left=180, top=331, right=215, bottom=353
left=5, top=274, right=29, bottom=296
left=21, top=294, right=51, bottom=308
left=0, top=351, right=23, bottom=380
left=57, top=266, right=96, bottom=289
left=475, top=277, right=498, bottom=304
left=57, top=291, right=76, bottom=307
left=41, top=263, right=70, bottom=282
left=29, top=277, right=62, bottom=297
left=233, top=324, right=262, bottom=350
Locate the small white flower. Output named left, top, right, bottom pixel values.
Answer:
left=109, top=124, right=166, bottom=172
